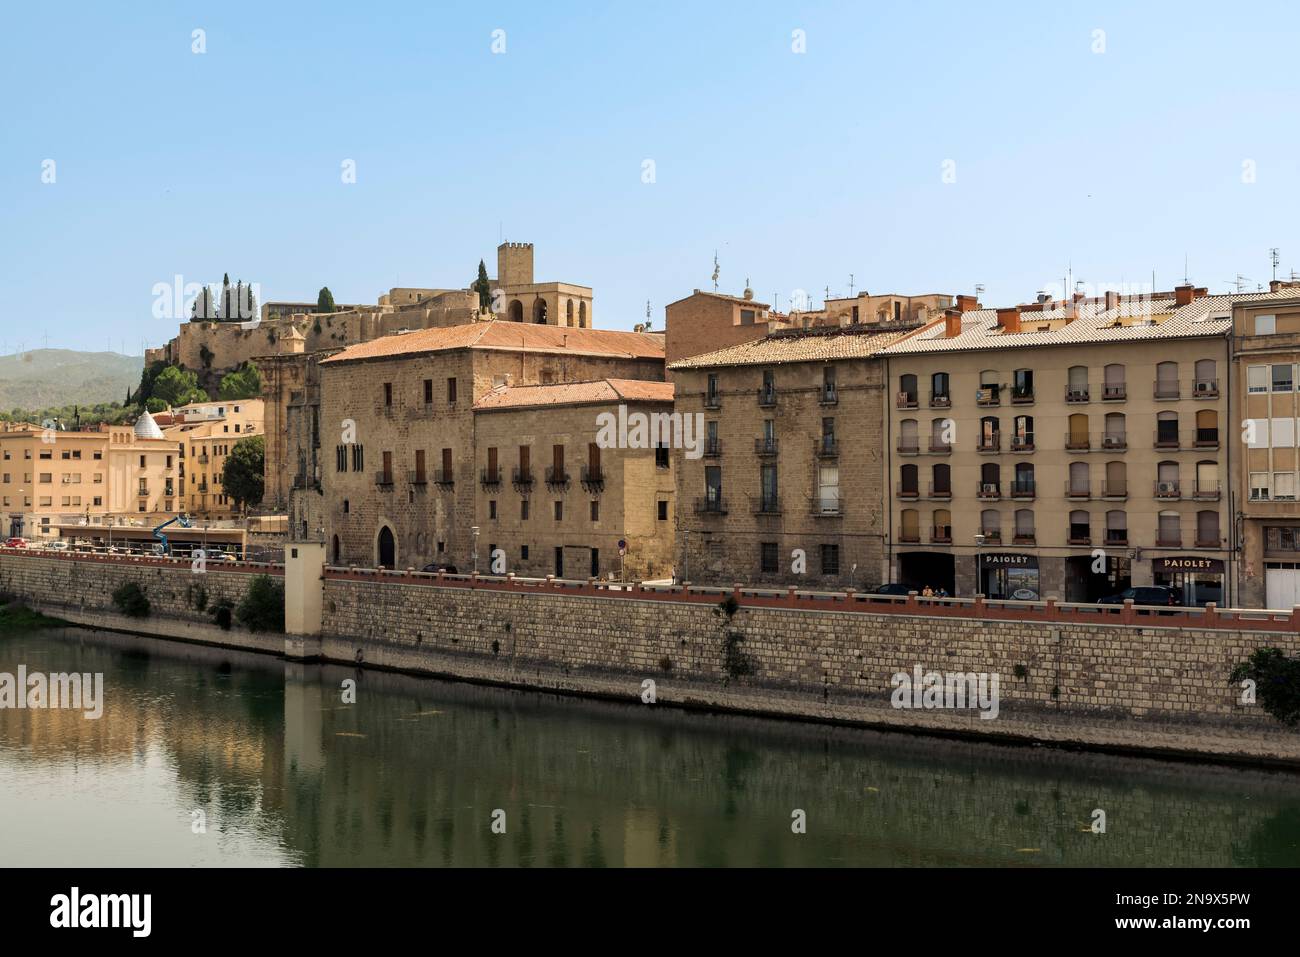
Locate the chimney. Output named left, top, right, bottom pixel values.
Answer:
left=943, top=308, right=962, bottom=338
left=1175, top=284, right=1195, bottom=307
left=996, top=306, right=1021, bottom=334
left=956, top=294, right=979, bottom=313
left=1105, top=290, right=1120, bottom=312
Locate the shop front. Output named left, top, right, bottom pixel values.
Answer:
left=1152, top=556, right=1224, bottom=607
left=978, top=552, right=1039, bottom=600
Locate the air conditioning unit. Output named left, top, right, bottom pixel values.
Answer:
left=1157, top=481, right=1177, bottom=495
left=981, top=483, right=998, bottom=494
left=1195, top=381, right=1213, bottom=393
left=1103, top=435, right=1123, bottom=447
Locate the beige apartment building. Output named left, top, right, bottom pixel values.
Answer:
left=162, top=399, right=265, bottom=519
left=1230, top=284, right=1300, bottom=607
left=880, top=286, right=1242, bottom=605
left=317, top=322, right=666, bottom=575
left=1, top=415, right=181, bottom=540
left=669, top=321, right=920, bottom=587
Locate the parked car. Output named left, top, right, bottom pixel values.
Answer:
left=421, top=562, right=460, bottom=574
left=44, top=541, right=70, bottom=551
left=4, top=537, right=29, bottom=549
left=870, top=583, right=913, bottom=596
left=1098, top=585, right=1182, bottom=607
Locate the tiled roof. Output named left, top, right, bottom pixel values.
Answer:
left=668, top=327, right=916, bottom=369
left=665, top=289, right=777, bottom=310
left=320, top=321, right=664, bottom=365
left=473, top=378, right=674, bottom=411
left=880, top=290, right=1297, bottom=355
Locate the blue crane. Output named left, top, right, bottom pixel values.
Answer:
left=152, top=515, right=192, bottom=556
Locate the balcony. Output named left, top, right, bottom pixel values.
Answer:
left=703, top=439, right=723, bottom=458
left=928, top=483, right=952, bottom=500
left=754, top=437, right=779, bottom=457
left=1195, top=537, right=1220, bottom=548
left=374, top=471, right=394, bottom=488
left=1065, top=433, right=1091, bottom=451
left=897, top=483, right=920, bottom=500
left=1010, top=434, right=1035, bottom=452
left=1067, top=532, right=1091, bottom=546
left=750, top=494, right=782, bottom=516
left=757, top=387, right=778, bottom=408
left=1065, top=387, right=1090, bottom=403
left=898, top=530, right=921, bottom=544
left=1154, top=480, right=1181, bottom=499
left=197, top=483, right=208, bottom=493
left=1066, top=482, right=1090, bottom=499
left=1013, top=533, right=1036, bottom=545
left=1193, top=481, right=1221, bottom=500
left=433, top=469, right=454, bottom=486
left=1156, top=534, right=1182, bottom=548
left=809, top=495, right=843, bottom=517
left=1193, top=379, right=1219, bottom=398
left=136, top=486, right=150, bottom=497
left=1101, top=433, right=1127, bottom=451
left=1102, top=384, right=1127, bottom=401
left=1104, top=531, right=1129, bottom=546
left=1194, top=429, right=1220, bottom=449
left=979, top=530, right=1002, bottom=544
left=1154, top=430, right=1181, bottom=450
left=1102, top=481, right=1128, bottom=499
left=409, top=470, right=428, bottom=486
left=977, top=433, right=1001, bottom=453
left=976, top=482, right=1002, bottom=500
left=897, top=438, right=920, bottom=455
left=512, top=467, right=534, bottom=490
left=544, top=466, right=570, bottom=489
left=976, top=387, right=1000, bottom=407
left=819, top=386, right=839, bottom=406
left=928, top=438, right=953, bottom=454
left=929, top=392, right=951, bottom=409
left=1153, top=383, right=1180, bottom=400
left=580, top=464, right=605, bottom=492
left=197, top=455, right=210, bottom=465
left=896, top=391, right=919, bottom=410
left=694, top=496, right=727, bottom=515
left=1010, top=480, right=1036, bottom=500
left=930, top=527, right=952, bottom=544
left=1010, top=388, right=1034, bottom=405
left=703, top=393, right=722, bottom=410
left=815, top=437, right=839, bottom=459
left=480, top=467, right=502, bottom=488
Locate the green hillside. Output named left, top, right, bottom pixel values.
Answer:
left=0, top=349, right=143, bottom=413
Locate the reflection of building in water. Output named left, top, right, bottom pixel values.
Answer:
left=283, top=662, right=323, bottom=774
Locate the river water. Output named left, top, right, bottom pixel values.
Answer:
left=2, top=626, right=1298, bottom=867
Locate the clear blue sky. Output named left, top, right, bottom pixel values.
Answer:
left=3, top=0, right=1297, bottom=356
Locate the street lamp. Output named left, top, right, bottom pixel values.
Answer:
left=974, top=533, right=986, bottom=597
left=471, top=526, right=480, bottom=574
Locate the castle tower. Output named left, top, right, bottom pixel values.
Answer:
left=497, top=241, right=534, bottom=288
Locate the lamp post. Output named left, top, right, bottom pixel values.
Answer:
left=471, top=526, right=480, bottom=574
left=974, top=533, right=986, bottom=597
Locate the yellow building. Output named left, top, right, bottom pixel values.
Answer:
left=162, top=399, right=265, bottom=519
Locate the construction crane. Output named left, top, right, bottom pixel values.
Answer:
left=152, top=515, right=192, bottom=556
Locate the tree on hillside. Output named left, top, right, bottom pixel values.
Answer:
left=218, top=362, right=262, bottom=400
left=472, top=260, right=491, bottom=310
left=222, top=435, right=265, bottom=511
left=150, top=366, right=207, bottom=407
left=132, top=359, right=169, bottom=406
left=317, top=287, right=336, bottom=313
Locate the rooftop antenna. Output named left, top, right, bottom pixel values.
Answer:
left=711, top=251, right=720, bottom=292
left=1183, top=254, right=1189, bottom=285
left=1270, top=247, right=1280, bottom=281
left=974, top=283, right=985, bottom=302
left=824, top=285, right=831, bottom=306
left=848, top=273, right=855, bottom=296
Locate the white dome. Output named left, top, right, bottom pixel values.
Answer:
left=133, top=410, right=164, bottom=441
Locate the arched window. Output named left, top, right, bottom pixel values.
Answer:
left=532, top=298, right=548, bottom=324
left=1068, top=461, right=1089, bottom=497
left=1157, top=511, right=1181, bottom=546
left=1067, top=365, right=1089, bottom=401
left=1196, top=409, right=1218, bottom=447
left=1069, top=510, right=1090, bottom=543
left=899, top=463, right=919, bottom=497
left=931, top=463, right=951, bottom=497
left=898, top=419, right=919, bottom=453
left=566, top=299, right=574, bottom=324
left=1156, top=460, right=1180, bottom=497
left=1013, top=462, right=1034, bottom=496
left=1155, top=361, right=1179, bottom=399
left=979, top=370, right=1000, bottom=404
left=1105, top=510, right=1127, bottom=544
left=1103, top=412, right=1126, bottom=448
left=980, top=509, right=1001, bottom=540
left=898, top=374, right=918, bottom=407
left=979, top=416, right=1000, bottom=451
left=578, top=301, right=587, bottom=328
left=980, top=462, right=1001, bottom=497
left=930, top=417, right=951, bottom=451
left=900, top=508, right=920, bottom=542
left=932, top=509, right=952, bottom=543
left=930, top=372, right=950, bottom=406
left=508, top=299, right=524, bottom=322
left=1196, top=510, right=1220, bottom=547
left=1105, top=460, right=1127, bottom=497
left=377, top=526, right=396, bottom=568
left=1013, top=415, right=1034, bottom=450
left=1194, top=359, right=1217, bottom=394
left=1156, top=410, right=1179, bottom=448
left=1067, top=412, right=1089, bottom=449
left=1014, top=509, right=1034, bottom=542
left=1104, top=363, right=1126, bottom=399
left=1195, top=460, right=1219, bottom=499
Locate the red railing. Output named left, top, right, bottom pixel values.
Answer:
left=0, top=546, right=284, bottom=576
left=320, top=565, right=1300, bottom=633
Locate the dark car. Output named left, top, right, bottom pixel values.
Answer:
left=1098, top=585, right=1182, bottom=607
left=870, top=583, right=914, bottom=596
left=421, top=562, right=460, bottom=574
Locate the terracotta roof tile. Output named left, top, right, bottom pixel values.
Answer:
left=668, top=328, right=915, bottom=369
left=320, top=321, right=664, bottom=365
left=473, top=378, right=673, bottom=411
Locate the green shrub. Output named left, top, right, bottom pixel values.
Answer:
left=111, top=582, right=151, bottom=618
left=1231, top=648, right=1300, bottom=727
left=211, top=599, right=234, bottom=631
left=235, top=575, right=283, bottom=633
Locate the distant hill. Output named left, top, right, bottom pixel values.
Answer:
left=0, top=349, right=143, bottom=413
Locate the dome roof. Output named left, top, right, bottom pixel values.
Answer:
left=133, top=410, right=164, bottom=441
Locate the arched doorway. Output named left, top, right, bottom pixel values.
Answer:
left=532, top=298, right=548, bottom=324
left=377, top=526, right=396, bottom=569
left=507, top=300, right=523, bottom=322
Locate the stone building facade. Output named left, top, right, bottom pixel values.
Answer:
left=317, top=323, right=666, bottom=574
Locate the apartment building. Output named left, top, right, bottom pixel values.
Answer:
left=162, top=399, right=265, bottom=518
left=669, top=322, right=920, bottom=586
left=317, top=322, right=666, bottom=573
left=879, top=285, right=1242, bottom=605
left=1230, top=284, right=1300, bottom=607
left=0, top=414, right=181, bottom=539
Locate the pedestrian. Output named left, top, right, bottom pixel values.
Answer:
left=922, top=584, right=934, bottom=598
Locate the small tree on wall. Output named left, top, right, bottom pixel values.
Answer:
left=222, top=435, right=265, bottom=511
left=317, top=287, right=336, bottom=313
left=472, top=260, right=491, bottom=310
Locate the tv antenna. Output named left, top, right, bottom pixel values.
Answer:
left=848, top=273, right=855, bottom=296
left=1270, top=248, right=1280, bottom=281
left=711, top=252, right=719, bottom=292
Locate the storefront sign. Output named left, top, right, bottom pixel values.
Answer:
left=982, top=553, right=1036, bottom=567
left=1153, top=557, right=1224, bottom=574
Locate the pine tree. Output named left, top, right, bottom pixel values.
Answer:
left=472, top=260, right=492, bottom=310
left=317, top=287, right=336, bottom=313
left=220, top=273, right=232, bottom=321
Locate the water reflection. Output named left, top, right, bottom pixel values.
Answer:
left=2, top=626, right=1299, bottom=867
